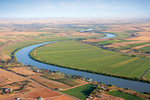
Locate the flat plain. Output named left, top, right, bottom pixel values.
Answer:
left=32, top=40, right=150, bottom=79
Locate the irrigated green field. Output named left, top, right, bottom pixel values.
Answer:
left=144, top=71, right=150, bottom=80
left=139, top=46, right=150, bottom=53
left=62, top=84, right=96, bottom=100
left=2, top=40, right=42, bottom=59
left=107, top=90, right=145, bottom=100
left=32, top=40, right=150, bottom=80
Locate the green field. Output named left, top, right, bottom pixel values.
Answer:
left=118, top=42, right=150, bottom=50
left=139, top=46, right=150, bottom=53
left=3, top=40, right=42, bottom=58
left=93, top=39, right=134, bottom=45
left=2, top=37, right=76, bottom=59
left=62, top=84, right=96, bottom=100
left=31, top=40, right=150, bottom=80
left=107, top=90, right=145, bottom=100
left=144, top=71, right=150, bottom=80
left=41, top=74, right=81, bottom=86
left=111, top=32, right=130, bottom=38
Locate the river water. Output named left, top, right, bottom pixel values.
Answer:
left=15, top=33, right=150, bottom=93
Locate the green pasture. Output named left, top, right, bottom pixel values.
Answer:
left=119, top=42, right=150, bottom=50
left=107, top=90, right=145, bottom=100
left=62, top=84, right=96, bottom=100
left=3, top=40, right=42, bottom=57
left=33, top=40, right=150, bottom=79
left=144, top=71, right=150, bottom=80
left=139, top=46, right=150, bottom=53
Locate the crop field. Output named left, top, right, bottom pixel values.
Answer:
left=107, top=90, right=145, bottom=100
left=92, top=39, right=134, bottom=45
left=32, top=40, right=150, bottom=80
left=139, top=46, right=150, bottom=53
left=41, top=74, right=84, bottom=86
left=144, top=71, right=150, bottom=80
left=2, top=40, right=42, bottom=59
left=62, top=84, right=96, bottom=100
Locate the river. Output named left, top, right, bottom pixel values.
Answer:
left=15, top=33, right=150, bottom=93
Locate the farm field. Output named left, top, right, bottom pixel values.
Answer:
left=62, top=84, right=96, bottom=100
left=1, top=40, right=42, bottom=60
left=29, top=74, right=71, bottom=89
left=0, top=68, right=75, bottom=100
left=144, top=71, right=150, bottom=80
left=0, top=68, right=26, bottom=86
left=139, top=46, right=150, bottom=54
left=91, top=39, right=134, bottom=45
left=31, top=40, right=150, bottom=80
left=11, top=67, right=36, bottom=76
left=41, top=73, right=86, bottom=87
left=107, top=90, right=145, bottom=100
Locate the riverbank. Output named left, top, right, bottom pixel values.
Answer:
left=15, top=33, right=150, bottom=93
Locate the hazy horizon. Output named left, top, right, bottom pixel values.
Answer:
left=0, top=0, right=150, bottom=18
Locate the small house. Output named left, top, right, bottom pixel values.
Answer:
left=4, top=88, right=12, bottom=93
left=86, top=78, right=92, bottom=82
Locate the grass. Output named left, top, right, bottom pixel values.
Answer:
left=93, top=39, right=134, bottom=45
left=62, top=84, right=96, bottom=100
left=110, top=32, right=130, bottom=38
left=144, top=70, right=150, bottom=80
left=38, top=33, right=56, bottom=36
left=3, top=40, right=41, bottom=57
left=119, top=42, right=150, bottom=50
left=2, top=37, right=77, bottom=59
left=107, top=90, right=145, bottom=100
left=34, top=37, right=76, bottom=42
left=41, top=74, right=81, bottom=86
left=32, top=40, right=150, bottom=79
left=0, top=37, right=16, bottom=39
left=139, top=46, right=150, bottom=53
left=128, top=42, right=150, bottom=48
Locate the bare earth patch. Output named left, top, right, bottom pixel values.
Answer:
left=24, top=88, right=61, bottom=98
left=0, top=68, right=26, bottom=85
left=11, top=67, right=36, bottom=76
left=133, top=44, right=150, bottom=49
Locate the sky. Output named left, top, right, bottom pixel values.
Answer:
left=0, top=0, right=150, bottom=18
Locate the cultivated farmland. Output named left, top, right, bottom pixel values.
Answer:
left=31, top=40, right=150, bottom=80
left=107, top=90, right=145, bottom=100
left=62, top=84, right=96, bottom=100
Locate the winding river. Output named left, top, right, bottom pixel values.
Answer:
left=15, top=33, right=150, bottom=93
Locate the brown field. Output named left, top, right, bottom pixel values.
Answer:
left=133, top=44, right=150, bottom=49
left=24, top=88, right=61, bottom=98
left=106, top=40, right=149, bottom=48
left=49, top=95, right=75, bottom=100
left=2, top=81, right=75, bottom=100
left=11, top=67, right=36, bottom=76
left=0, top=68, right=26, bottom=85
left=29, top=74, right=71, bottom=89
left=0, top=68, right=75, bottom=100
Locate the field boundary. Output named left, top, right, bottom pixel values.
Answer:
left=140, top=68, right=150, bottom=78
